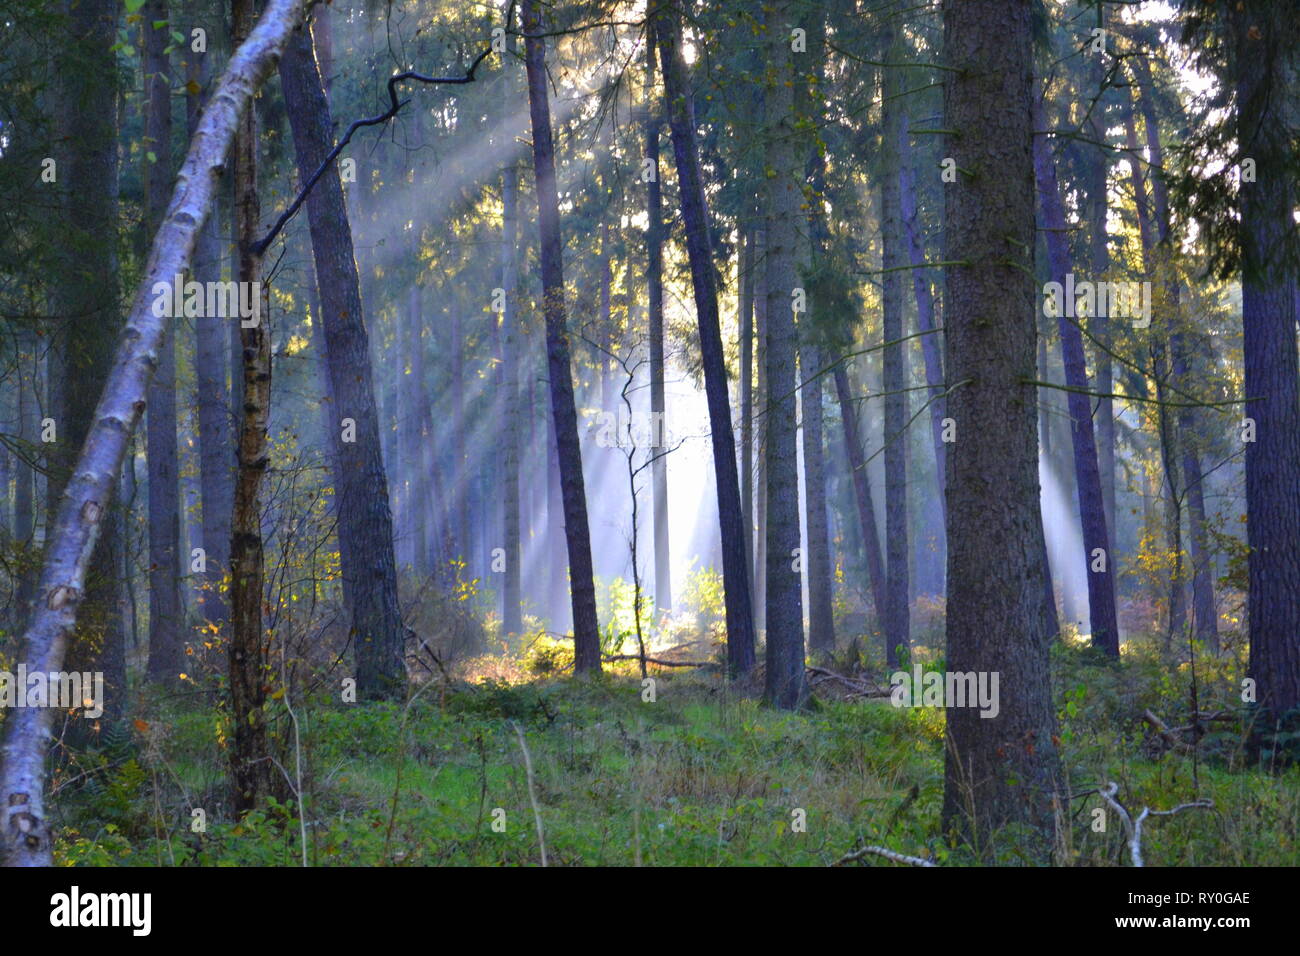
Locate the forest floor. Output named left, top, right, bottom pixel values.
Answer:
left=49, top=633, right=1299, bottom=866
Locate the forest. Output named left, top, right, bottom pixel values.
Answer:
left=0, top=0, right=1296, bottom=873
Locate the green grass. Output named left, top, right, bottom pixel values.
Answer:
left=48, top=639, right=1300, bottom=866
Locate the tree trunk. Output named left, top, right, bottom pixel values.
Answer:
left=739, top=227, right=754, bottom=577
left=279, top=21, right=408, bottom=698
left=644, top=20, right=671, bottom=615
left=655, top=2, right=756, bottom=677
left=143, top=0, right=183, bottom=686
left=881, top=37, right=911, bottom=668
left=227, top=0, right=278, bottom=815
left=189, top=48, right=232, bottom=633
left=522, top=0, right=601, bottom=672
left=833, top=364, right=887, bottom=635
left=941, top=0, right=1062, bottom=855
left=760, top=0, right=806, bottom=709
left=1233, top=3, right=1300, bottom=716
left=801, top=15, right=836, bottom=657
left=1086, top=5, right=1115, bottom=540
left=801, top=344, right=836, bottom=655
left=1132, top=57, right=1218, bottom=651
left=898, top=113, right=947, bottom=534
left=49, top=0, right=125, bottom=728
left=501, top=158, right=524, bottom=633
left=752, top=230, right=768, bottom=632
left=1033, top=98, right=1120, bottom=658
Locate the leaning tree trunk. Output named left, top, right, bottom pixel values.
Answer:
left=279, top=20, right=408, bottom=699
left=834, top=363, right=887, bottom=634
left=654, top=2, right=756, bottom=677
left=1033, top=98, right=1120, bottom=658
left=0, top=0, right=310, bottom=867
left=941, top=0, right=1062, bottom=856
left=144, top=0, right=184, bottom=686
left=522, top=0, right=601, bottom=672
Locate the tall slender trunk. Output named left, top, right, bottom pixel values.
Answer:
left=51, top=0, right=125, bottom=724
left=1132, top=57, right=1218, bottom=650
left=752, top=230, right=768, bottom=633
left=279, top=21, right=408, bottom=697
left=800, top=12, right=835, bottom=656
left=761, top=0, right=806, bottom=707
left=228, top=0, right=273, bottom=813
left=522, top=0, right=601, bottom=672
left=654, top=3, right=756, bottom=677
left=144, top=0, right=183, bottom=686
left=1123, top=95, right=1190, bottom=642
left=643, top=21, right=671, bottom=615
left=801, top=344, right=835, bottom=655
left=739, top=227, right=754, bottom=575
left=1087, top=5, right=1115, bottom=540
left=898, top=115, right=947, bottom=533
left=13, top=328, right=39, bottom=622
left=834, top=364, right=887, bottom=634
left=941, top=0, right=1061, bottom=854
left=1033, top=98, right=1120, bottom=658
left=189, top=48, right=232, bottom=633
left=501, top=158, right=524, bottom=633
left=881, top=39, right=911, bottom=668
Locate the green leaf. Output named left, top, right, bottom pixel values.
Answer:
left=124, top=0, right=146, bottom=12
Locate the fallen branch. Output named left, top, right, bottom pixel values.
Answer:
left=510, top=720, right=547, bottom=868
left=251, top=7, right=503, bottom=255
left=1142, top=709, right=1192, bottom=754
left=806, top=665, right=892, bottom=698
left=1097, top=782, right=1214, bottom=867
left=602, top=654, right=712, bottom=668
left=833, top=844, right=936, bottom=867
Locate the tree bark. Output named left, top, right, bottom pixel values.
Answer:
left=1132, top=56, right=1217, bottom=651
left=801, top=13, right=836, bottom=657
left=760, top=0, right=806, bottom=709
left=643, top=19, right=671, bottom=615
left=501, top=157, right=524, bottom=633
left=1233, top=2, right=1300, bottom=715
left=522, top=0, right=601, bottom=672
left=881, top=34, right=911, bottom=668
left=834, top=363, right=887, bottom=634
left=189, top=47, right=232, bottom=634
left=144, top=0, right=184, bottom=686
left=1033, top=98, right=1121, bottom=658
left=279, top=19, right=408, bottom=698
left=941, top=0, right=1062, bottom=855
left=655, top=2, right=756, bottom=677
